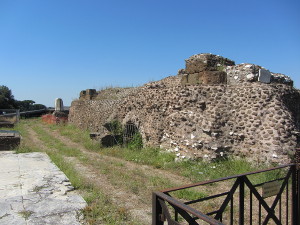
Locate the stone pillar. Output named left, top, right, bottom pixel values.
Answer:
left=55, top=98, right=64, bottom=112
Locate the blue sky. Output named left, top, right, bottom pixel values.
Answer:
left=0, top=0, right=299, bottom=107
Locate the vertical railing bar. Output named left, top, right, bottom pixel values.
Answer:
left=239, top=177, right=244, bottom=225
left=152, top=192, right=164, bottom=225
left=214, top=178, right=240, bottom=221
left=175, top=211, right=178, bottom=222
left=279, top=194, right=281, bottom=224
left=250, top=190, right=252, bottom=225
left=286, top=181, right=289, bottom=225
left=259, top=202, right=261, bottom=225
left=230, top=196, right=233, bottom=225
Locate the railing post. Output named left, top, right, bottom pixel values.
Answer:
left=239, top=177, right=244, bottom=225
left=152, top=192, right=164, bottom=225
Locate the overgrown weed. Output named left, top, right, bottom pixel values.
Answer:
left=49, top=122, right=283, bottom=184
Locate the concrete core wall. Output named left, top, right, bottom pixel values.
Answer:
left=68, top=54, right=300, bottom=164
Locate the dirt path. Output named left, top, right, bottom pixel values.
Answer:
left=24, top=124, right=150, bottom=223
left=43, top=125, right=193, bottom=186
left=24, top=123, right=199, bottom=224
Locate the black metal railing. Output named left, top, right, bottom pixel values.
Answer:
left=153, top=149, right=300, bottom=225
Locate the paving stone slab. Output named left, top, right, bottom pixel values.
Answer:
left=0, top=151, right=87, bottom=225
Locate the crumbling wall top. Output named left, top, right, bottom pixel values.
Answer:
left=181, top=53, right=294, bottom=86
left=184, top=53, right=235, bottom=73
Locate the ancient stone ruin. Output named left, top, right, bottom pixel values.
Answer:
left=68, top=53, right=300, bottom=164
left=0, top=109, right=21, bottom=150
left=0, top=109, right=20, bottom=128
left=42, top=98, right=68, bottom=124
left=55, top=98, right=64, bottom=112
left=0, top=130, right=21, bottom=150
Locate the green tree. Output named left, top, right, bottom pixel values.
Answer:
left=15, top=100, right=35, bottom=111
left=0, top=85, right=16, bottom=109
left=0, top=86, right=46, bottom=111
left=15, top=100, right=46, bottom=111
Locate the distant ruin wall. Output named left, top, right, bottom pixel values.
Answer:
left=69, top=54, right=300, bottom=164
left=68, top=87, right=139, bottom=134
left=68, top=99, right=113, bottom=132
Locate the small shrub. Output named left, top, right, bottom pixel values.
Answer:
left=127, top=132, right=143, bottom=150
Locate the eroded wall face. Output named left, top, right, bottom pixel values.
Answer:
left=68, top=87, right=139, bottom=134
left=68, top=54, right=299, bottom=164
left=116, top=82, right=300, bottom=163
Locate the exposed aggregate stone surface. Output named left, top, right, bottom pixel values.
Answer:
left=68, top=54, right=300, bottom=164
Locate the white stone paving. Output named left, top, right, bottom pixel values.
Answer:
left=0, top=151, right=86, bottom=225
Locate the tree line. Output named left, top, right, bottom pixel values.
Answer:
left=0, top=85, right=46, bottom=111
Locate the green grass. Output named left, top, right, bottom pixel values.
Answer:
left=46, top=151, right=136, bottom=224
left=11, top=119, right=139, bottom=224
left=10, top=118, right=287, bottom=224
left=99, top=146, right=284, bottom=185
left=9, top=119, right=39, bottom=154
left=31, top=124, right=82, bottom=157
left=26, top=121, right=209, bottom=201
left=47, top=122, right=285, bottom=185
left=19, top=119, right=286, bottom=186
left=175, top=188, right=207, bottom=201
left=55, top=123, right=100, bottom=150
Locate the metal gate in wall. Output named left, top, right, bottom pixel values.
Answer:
left=153, top=149, right=300, bottom=225
left=123, top=122, right=139, bottom=144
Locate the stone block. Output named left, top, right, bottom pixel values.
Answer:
left=79, top=89, right=97, bottom=100
left=79, top=90, right=86, bottom=99
left=200, top=71, right=227, bottom=84
left=0, top=130, right=21, bottom=150
left=181, top=74, right=188, bottom=85
left=86, top=89, right=97, bottom=96
left=185, top=54, right=235, bottom=74
left=185, top=61, right=207, bottom=74
left=258, top=69, right=271, bottom=83
left=188, top=73, right=201, bottom=84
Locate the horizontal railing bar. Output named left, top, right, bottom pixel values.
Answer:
left=161, top=164, right=294, bottom=193
left=184, top=192, right=230, bottom=205
left=253, top=177, right=286, bottom=188
left=154, top=191, right=224, bottom=225
left=0, top=114, right=17, bottom=117
left=20, top=109, right=47, bottom=115
left=207, top=210, right=219, bottom=216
